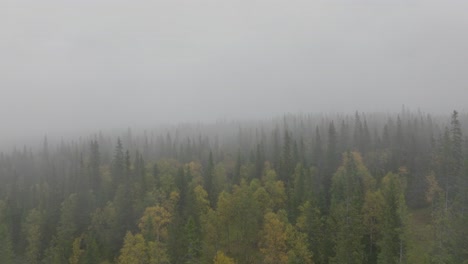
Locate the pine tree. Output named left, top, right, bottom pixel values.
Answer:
left=184, top=217, right=201, bottom=263
left=297, top=201, right=325, bottom=264
left=89, top=140, right=101, bottom=193
left=378, top=173, right=408, bottom=264
left=280, top=128, right=293, bottom=186
left=312, top=126, right=323, bottom=168
left=205, top=151, right=215, bottom=207
left=324, top=121, right=338, bottom=211
left=329, top=152, right=373, bottom=264
left=362, top=190, right=384, bottom=263
left=0, top=200, right=14, bottom=264
left=255, top=142, right=265, bottom=179
left=0, top=223, right=14, bottom=264
left=233, top=151, right=242, bottom=185
left=112, top=138, right=125, bottom=188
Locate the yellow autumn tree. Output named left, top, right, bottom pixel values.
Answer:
left=213, top=251, right=236, bottom=264
left=117, top=232, right=148, bottom=264
left=194, top=185, right=210, bottom=215
left=69, top=235, right=84, bottom=264
left=139, top=205, right=172, bottom=242
left=137, top=202, right=174, bottom=264
left=260, top=211, right=289, bottom=264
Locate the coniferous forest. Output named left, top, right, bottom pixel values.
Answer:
left=1, top=110, right=468, bottom=264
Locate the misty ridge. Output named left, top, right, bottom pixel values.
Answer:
left=3, top=109, right=468, bottom=154
left=3, top=109, right=468, bottom=152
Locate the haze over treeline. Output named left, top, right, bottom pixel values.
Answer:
left=2, top=0, right=468, bottom=142
left=3, top=109, right=468, bottom=151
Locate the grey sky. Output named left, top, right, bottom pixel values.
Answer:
left=1, top=0, right=468, bottom=141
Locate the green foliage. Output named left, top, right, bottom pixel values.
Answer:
left=378, top=173, right=409, bottom=264
left=82, top=234, right=101, bottom=264
left=201, top=181, right=264, bottom=263
left=184, top=217, right=201, bottom=263
left=362, top=190, right=384, bottom=263
left=285, top=224, right=313, bottom=264
left=147, top=240, right=170, bottom=264
left=43, top=193, right=79, bottom=264
left=90, top=202, right=120, bottom=261
left=0, top=111, right=466, bottom=263
left=24, top=208, right=44, bottom=264
left=0, top=221, right=14, bottom=264
left=69, top=235, right=84, bottom=264
left=329, top=152, right=373, bottom=264
left=297, top=201, right=325, bottom=264
left=205, top=151, right=216, bottom=207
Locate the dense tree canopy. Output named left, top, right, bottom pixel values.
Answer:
left=0, top=110, right=467, bottom=263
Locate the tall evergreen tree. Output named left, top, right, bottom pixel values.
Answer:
left=324, top=121, right=338, bottom=210
left=204, top=151, right=215, bottom=207
left=280, top=128, right=293, bottom=186
left=378, top=173, right=408, bottom=264
left=112, top=138, right=125, bottom=188
left=329, top=152, right=374, bottom=264
left=89, top=140, right=101, bottom=192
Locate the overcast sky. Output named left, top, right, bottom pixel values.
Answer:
left=1, top=0, right=468, bottom=142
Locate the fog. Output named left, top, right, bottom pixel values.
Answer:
left=2, top=0, right=468, bottom=144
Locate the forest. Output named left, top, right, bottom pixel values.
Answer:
left=0, top=109, right=467, bottom=264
